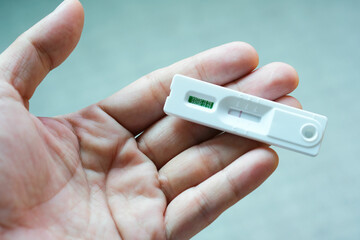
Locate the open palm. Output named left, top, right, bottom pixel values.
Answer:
left=0, top=1, right=300, bottom=239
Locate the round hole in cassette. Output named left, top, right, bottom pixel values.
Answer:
left=301, top=123, right=318, bottom=142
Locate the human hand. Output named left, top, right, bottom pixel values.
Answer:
left=0, top=1, right=301, bottom=239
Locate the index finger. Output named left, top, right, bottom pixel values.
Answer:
left=98, top=42, right=259, bottom=135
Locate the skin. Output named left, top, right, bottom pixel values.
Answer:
left=0, top=0, right=301, bottom=239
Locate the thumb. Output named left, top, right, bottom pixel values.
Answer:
left=0, top=0, right=84, bottom=106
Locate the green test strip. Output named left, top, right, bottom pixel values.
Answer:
left=188, top=95, right=214, bottom=109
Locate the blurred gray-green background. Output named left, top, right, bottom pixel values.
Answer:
left=1, top=0, right=359, bottom=239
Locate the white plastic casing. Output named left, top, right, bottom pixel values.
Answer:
left=163, top=74, right=328, bottom=156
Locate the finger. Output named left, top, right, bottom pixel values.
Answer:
left=165, top=147, right=278, bottom=240
left=227, top=62, right=299, bottom=97
left=99, top=42, right=259, bottom=134
left=159, top=133, right=261, bottom=202
left=138, top=62, right=299, bottom=168
left=158, top=95, right=301, bottom=202
left=0, top=0, right=84, bottom=106
left=274, top=95, right=302, bottom=109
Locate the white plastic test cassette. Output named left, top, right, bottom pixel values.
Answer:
left=164, top=74, right=327, bottom=156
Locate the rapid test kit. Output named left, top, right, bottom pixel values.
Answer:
left=164, top=75, right=327, bottom=156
